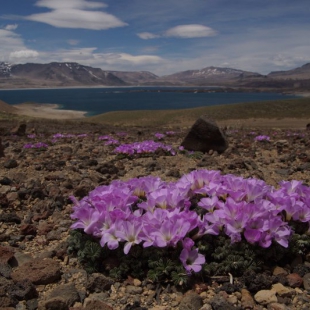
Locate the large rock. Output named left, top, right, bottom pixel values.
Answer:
left=181, top=116, right=228, bottom=153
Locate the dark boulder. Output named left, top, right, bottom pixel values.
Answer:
left=181, top=116, right=228, bottom=153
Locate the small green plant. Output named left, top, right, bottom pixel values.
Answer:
left=67, top=229, right=107, bottom=273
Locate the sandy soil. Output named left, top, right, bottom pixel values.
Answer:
left=13, top=103, right=87, bottom=119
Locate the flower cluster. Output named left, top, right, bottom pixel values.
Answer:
left=114, top=140, right=176, bottom=156
left=254, top=135, right=270, bottom=141
left=27, top=134, right=37, bottom=139
left=50, top=133, right=88, bottom=143
left=70, top=169, right=310, bottom=274
left=98, top=135, right=119, bottom=146
left=23, top=142, right=49, bottom=149
left=154, top=133, right=165, bottom=140
left=165, top=131, right=176, bottom=136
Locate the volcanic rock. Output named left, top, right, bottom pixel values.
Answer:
left=181, top=116, right=228, bottom=153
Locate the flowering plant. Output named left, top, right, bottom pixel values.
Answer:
left=23, top=142, right=49, bottom=149
left=70, top=169, right=310, bottom=282
left=154, top=133, right=165, bottom=140
left=113, top=140, right=176, bottom=156
left=254, top=135, right=270, bottom=141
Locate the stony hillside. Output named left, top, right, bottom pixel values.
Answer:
left=1, top=118, right=310, bottom=309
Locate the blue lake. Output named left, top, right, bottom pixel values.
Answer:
left=0, top=87, right=298, bottom=116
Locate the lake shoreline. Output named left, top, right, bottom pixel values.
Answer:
left=13, top=103, right=87, bottom=120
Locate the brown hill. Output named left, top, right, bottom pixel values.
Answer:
left=0, top=99, right=18, bottom=113
left=268, top=63, right=310, bottom=80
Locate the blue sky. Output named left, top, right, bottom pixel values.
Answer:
left=0, top=0, right=309, bottom=76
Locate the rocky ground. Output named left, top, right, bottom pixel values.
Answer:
left=1, top=118, right=310, bottom=310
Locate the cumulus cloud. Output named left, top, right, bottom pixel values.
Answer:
left=0, top=28, right=31, bottom=61
left=137, top=32, right=160, bottom=40
left=5, top=24, right=18, bottom=31
left=25, top=0, right=127, bottom=30
left=164, top=24, right=217, bottom=38
left=9, top=49, right=39, bottom=60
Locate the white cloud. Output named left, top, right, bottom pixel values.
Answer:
left=164, top=24, right=218, bottom=38
left=5, top=24, right=18, bottom=31
left=0, top=29, right=31, bottom=62
left=34, top=0, right=107, bottom=10
left=137, top=24, right=217, bottom=40
left=67, top=40, right=80, bottom=46
left=25, top=0, right=127, bottom=30
left=106, top=53, right=164, bottom=65
left=137, top=32, right=160, bottom=40
left=26, top=47, right=165, bottom=72
left=9, top=50, right=39, bottom=60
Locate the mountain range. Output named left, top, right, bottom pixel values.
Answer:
left=0, top=61, right=309, bottom=91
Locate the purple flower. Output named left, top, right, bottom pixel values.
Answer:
left=100, top=226, right=121, bottom=250
left=23, top=142, right=48, bottom=149
left=165, top=131, right=175, bottom=136
left=114, top=140, right=175, bottom=156
left=154, top=133, right=165, bottom=140
left=179, top=248, right=205, bottom=273
left=254, top=135, right=270, bottom=142
left=115, top=220, right=143, bottom=254
left=98, top=135, right=112, bottom=141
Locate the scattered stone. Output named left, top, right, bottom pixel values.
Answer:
left=125, top=285, right=143, bottom=295
left=11, top=258, right=61, bottom=285
left=11, top=123, right=26, bottom=136
left=302, top=273, right=310, bottom=290
left=0, top=246, right=15, bottom=264
left=86, top=273, right=114, bottom=293
left=4, top=159, right=18, bottom=169
left=181, top=116, right=228, bottom=153
left=241, top=288, right=256, bottom=309
left=254, top=290, right=278, bottom=305
left=273, top=267, right=288, bottom=277
left=286, top=273, right=303, bottom=288
left=210, top=294, right=237, bottom=310
left=0, top=213, right=21, bottom=224
left=271, top=283, right=295, bottom=298
left=178, top=291, right=203, bottom=310
left=40, top=283, right=80, bottom=310
left=19, top=224, right=37, bottom=236
left=83, top=299, right=113, bottom=310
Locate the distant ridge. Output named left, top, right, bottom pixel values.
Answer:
left=0, top=61, right=310, bottom=91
